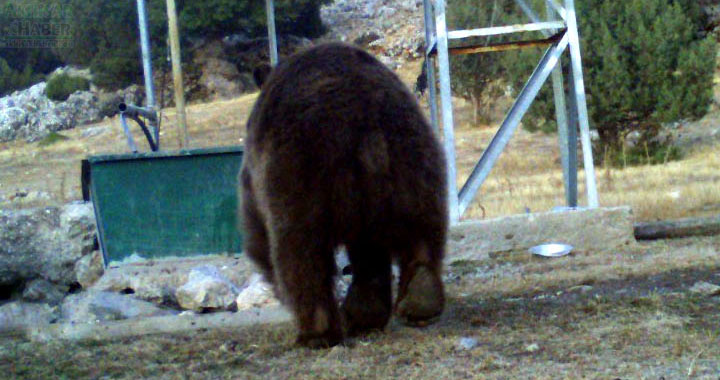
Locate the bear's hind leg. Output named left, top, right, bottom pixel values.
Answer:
left=396, top=240, right=445, bottom=326
left=240, top=176, right=273, bottom=283
left=272, top=229, right=343, bottom=348
left=341, top=239, right=392, bottom=336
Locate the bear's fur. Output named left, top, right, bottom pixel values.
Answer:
left=239, top=43, right=448, bottom=348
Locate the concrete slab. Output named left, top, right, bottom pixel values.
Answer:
left=448, top=206, right=637, bottom=261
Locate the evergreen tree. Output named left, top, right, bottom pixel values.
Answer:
left=499, top=0, right=716, bottom=156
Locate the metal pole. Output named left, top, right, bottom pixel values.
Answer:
left=457, top=33, right=569, bottom=215
left=434, top=0, right=459, bottom=223
left=564, top=0, right=598, bottom=207
left=565, top=61, right=579, bottom=207
left=136, top=0, right=155, bottom=107
left=545, top=0, right=576, bottom=206
left=266, top=0, right=278, bottom=66
left=166, top=0, right=189, bottom=148
left=422, top=0, right=439, bottom=132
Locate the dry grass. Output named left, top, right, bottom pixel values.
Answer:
left=3, top=235, right=719, bottom=379
left=1, top=59, right=719, bottom=223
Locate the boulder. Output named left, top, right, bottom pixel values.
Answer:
left=199, top=58, right=243, bottom=100
left=61, top=290, right=177, bottom=324
left=176, top=265, right=240, bottom=311
left=0, top=203, right=97, bottom=288
left=22, top=279, right=68, bottom=305
left=235, top=273, right=279, bottom=311
left=0, top=301, right=58, bottom=333
left=74, top=250, right=105, bottom=288
left=0, top=107, right=28, bottom=142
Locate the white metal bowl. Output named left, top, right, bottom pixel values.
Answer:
left=529, top=243, right=573, bottom=257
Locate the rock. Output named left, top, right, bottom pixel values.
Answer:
left=90, top=256, right=253, bottom=306
left=353, top=30, right=383, bottom=46
left=568, top=285, right=594, bottom=294
left=199, top=58, right=243, bottom=100
left=0, top=301, right=57, bottom=333
left=0, top=107, right=28, bottom=142
left=9, top=190, right=52, bottom=205
left=0, top=203, right=97, bottom=288
left=61, top=91, right=103, bottom=126
left=81, top=126, right=110, bottom=138
left=457, top=337, right=479, bottom=350
left=22, top=279, right=67, bottom=305
left=525, top=343, right=540, bottom=352
left=96, top=91, right=123, bottom=118
left=117, top=84, right=145, bottom=107
left=689, top=281, right=720, bottom=297
left=176, top=265, right=240, bottom=311
left=61, top=290, right=177, bottom=324
left=236, top=273, right=279, bottom=311
left=75, top=250, right=104, bottom=288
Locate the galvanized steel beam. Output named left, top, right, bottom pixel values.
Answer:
left=266, top=0, right=278, bottom=66
left=564, top=0, right=598, bottom=207
left=434, top=0, right=460, bottom=223
left=457, top=32, right=570, bottom=215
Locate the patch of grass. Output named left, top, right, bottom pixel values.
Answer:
left=37, top=132, right=70, bottom=147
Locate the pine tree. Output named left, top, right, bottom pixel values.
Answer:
left=450, top=0, right=716, bottom=161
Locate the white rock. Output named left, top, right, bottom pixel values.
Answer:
left=457, top=337, right=479, bottom=350
left=176, top=265, right=241, bottom=311
left=236, top=273, right=279, bottom=311
left=525, top=343, right=540, bottom=352
left=689, top=281, right=720, bottom=297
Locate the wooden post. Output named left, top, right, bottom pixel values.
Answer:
left=166, top=0, right=188, bottom=148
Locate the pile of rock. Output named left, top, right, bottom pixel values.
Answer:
left=321, top=0, right=426, bottom=68
left=0, top=80, right=146, bottom=143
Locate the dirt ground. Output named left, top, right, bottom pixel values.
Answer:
left=2, top=235, right=719, bottom=379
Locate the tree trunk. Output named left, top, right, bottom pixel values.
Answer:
left=634, top=215, right=720, bottom=240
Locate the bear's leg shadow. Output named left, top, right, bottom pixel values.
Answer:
left=396, top=239, right=445, bottom=326
left=271, top=227, right=343, bottom=348
left=342, top=237, right=393, bottom=336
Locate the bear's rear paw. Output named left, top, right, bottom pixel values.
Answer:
left=342, top=278, right=392, bottom=337
left=296, top=330, right=344, bottom=349
left=396, top=265, right=444, bottom=326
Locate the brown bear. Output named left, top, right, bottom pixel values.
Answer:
left=239, top=42, right=448, bottom=348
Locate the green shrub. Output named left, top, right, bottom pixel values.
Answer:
left=46, top=73, right=90, bottom=101
left=449, top=0, right=716, bottom=165
left=0, top=58, right=44, bottom=97
left=37, top=132, right=70, bottom=147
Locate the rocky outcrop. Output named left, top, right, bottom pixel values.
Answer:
left=0, top=82, right=104, bottom=142
left=321, top=0, right=425, bottom=68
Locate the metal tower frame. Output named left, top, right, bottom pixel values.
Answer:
left=423, top=0, right=599, bottom=223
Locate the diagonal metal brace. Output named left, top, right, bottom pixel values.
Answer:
left=457, top=31, right=570, bottom=215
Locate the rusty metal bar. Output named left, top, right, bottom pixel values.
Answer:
left=445, top=32, right=563, bottom=55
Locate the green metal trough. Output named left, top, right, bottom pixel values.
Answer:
left=83, top=146, right=244, bottom=265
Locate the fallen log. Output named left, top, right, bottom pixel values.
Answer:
left=634, top=215, right=720, bottom=240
